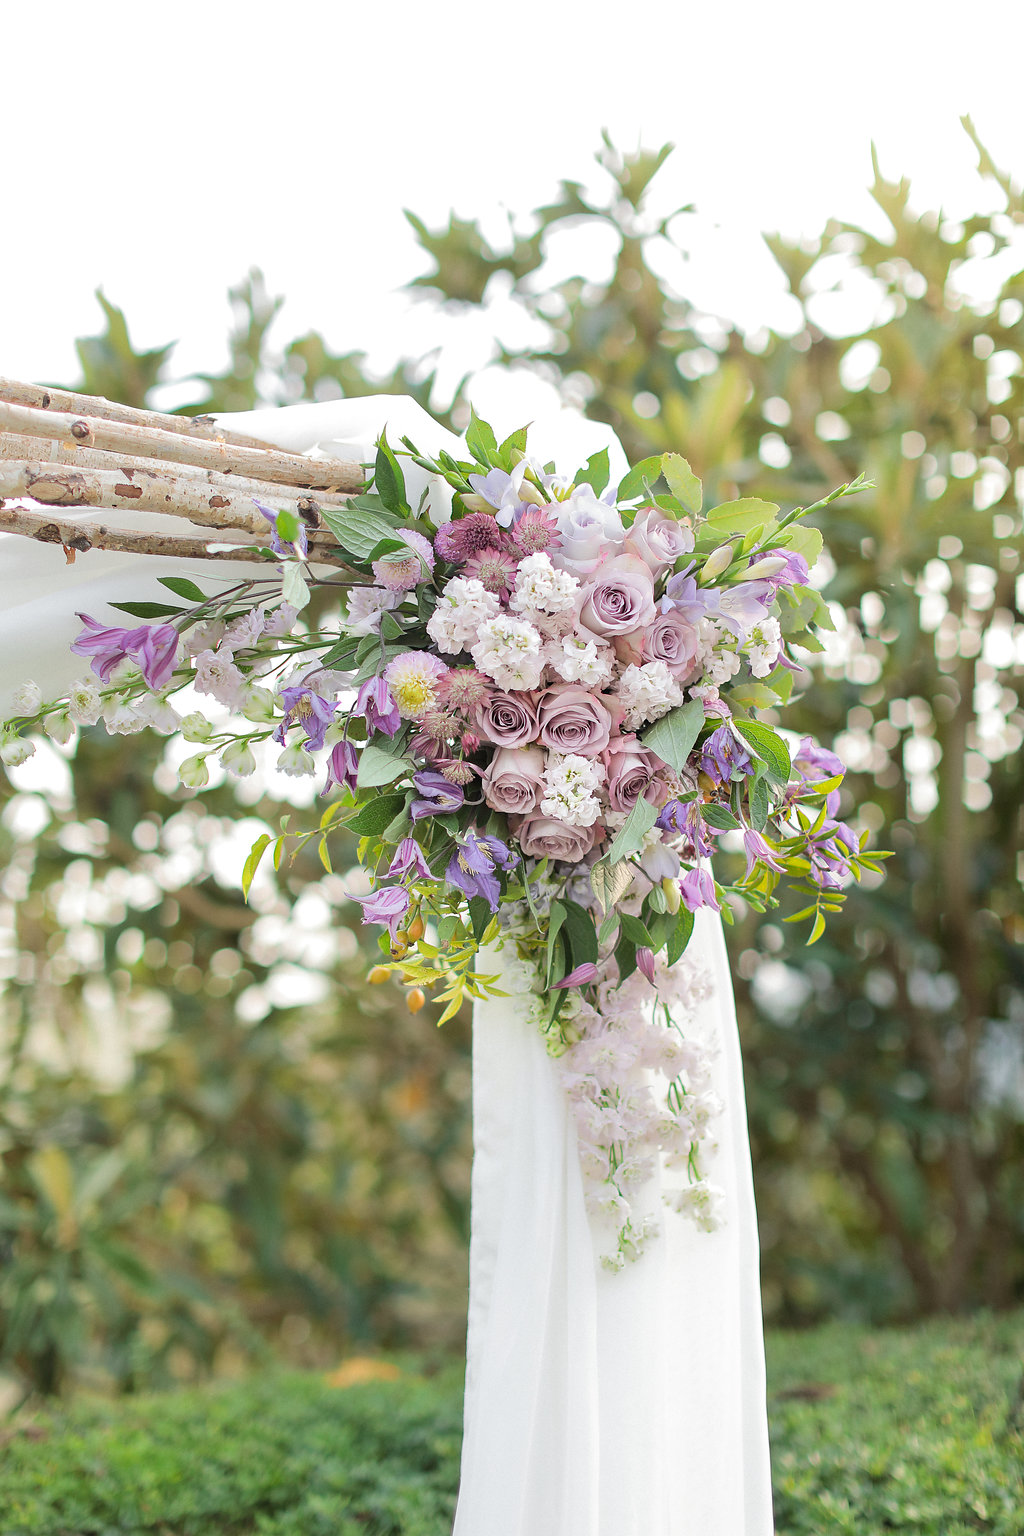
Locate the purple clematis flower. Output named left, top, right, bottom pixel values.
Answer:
left=742, top=828, right=787, bottom=879
left=388, top=837, right=433, bottom=881
left=635, top=947, right=656, bottom=984
left=700, top=724, right=753, bottom=785
left=354, top=676, right=401, bottom=738
left=71, top=613, right=179, bottom=690
left=410, top=771, right=464, bottom=821
left=254, top=499, right=308, bottom=559
left=553, top=962, right=600, bottom=990
left=274, top=681, right=338, bottom=752
left=679, top=864, right=720, bottom=913
left=658, top=797, right=715, bottom=860
left=356, top=884, right=411, bottom=937
left=323, top=739, right=358, bottom=795
left=445, top=830, right=516, bottom=912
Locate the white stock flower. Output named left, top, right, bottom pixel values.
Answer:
left=67, top=678, right=102, bottom=726
left=545, top=634, right=615, bottom=687
left=540, top=752, right=604, bottom=827
left=743, top=615, right=783, bottom=677
left=615, top=660, right=685, bottom=730
left=470, top=615, right=545, bottom=690
left=666, top=1179, right=726, bottom=1233
left=139, top=697, right=180, bottom=734
left=11, top=681, right=43, bottom=715
left=103, top=699, right=148, bottom=735
left=698, top=618, right=741, bottom=686
left=427, top=576, right=502, bottom=654
left=510, top=552, right=580, bottom=618
left=223, top=609, right=268, bottom=650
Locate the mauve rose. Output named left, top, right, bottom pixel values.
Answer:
left=480, top=746, right=546, bottom=815
left=603, top=736, right=665, bottom=812
left=517, top=813, right=599, bottom=864
left=644, top=609, right=702, bottom=680
left=550, top=485, right=625, bottom=577
left=537, top=684, right=614, bottom=758
left=476, top=690, right=540, bottom=748
left=623, top=509, right=695, bottom=575
left=578, top=554, right=656, bottom=639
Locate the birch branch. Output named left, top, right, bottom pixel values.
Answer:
left=0, top=432, right=355, bottom=512
left=0, top=377, right=275, bottom=450
left=0, top=399, right=364, bottom=493
left=0, top=453, right=346, bottom=536
left=0, top=504, right=353, bottom=568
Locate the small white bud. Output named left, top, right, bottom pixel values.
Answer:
left=178, top=753, right=210, bottom=789
left=241, top=685, right=277, bottom=724
left=276, top=742, right=315, bottom=778
left=742, top=555, right=789, bottom=580
left=700, top=544, right=735, bottom=582
left=221, top=739, right=257, bottom=778
left=0, top=733, right=35, bottom=767
left=180, top=712, right=214, bottom=743
left=44, top=711, right=76, bottom=746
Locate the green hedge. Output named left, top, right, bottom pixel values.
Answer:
left=2, top=1313, right=1021, bottom=1536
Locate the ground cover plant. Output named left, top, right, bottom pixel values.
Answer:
left=1, top=1311, right=1021, bottom=1536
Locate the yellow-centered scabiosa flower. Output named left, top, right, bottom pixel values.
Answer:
left=383, top=652, right=450, bottom=720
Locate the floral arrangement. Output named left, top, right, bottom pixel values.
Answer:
left=1, top=411, right=888, bottom=1266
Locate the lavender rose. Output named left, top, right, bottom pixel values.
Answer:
left=550, top=485, right=625, bottom=578
left=480, top=746, right=546, bottom=815
left=644, top=609, right=702, bottom=680
left=536, top=684, right=614, bottom=758
left=577, top=554, right=657, bottom=640
left=623, top=509, right=695, bottom=575
left=475, top=689, right=540, bottom=748
left=516, top=813, right=599, bottom=864
left=602, top=736, right=666, bottom=812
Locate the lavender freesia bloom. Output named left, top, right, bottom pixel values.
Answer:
left=274, top=682, right=338, bottom=751
left=355, top=677, right=401, bottom=737
left=445, top=831, right=516, bottom=911
left=388, top=837, right=434, bottom=880
left=71, top=613, right=179, bottom=690
left=356, top=884, right=411, bottom=936
left=467, top=463, right=529, bottom=527
left=410, top=771, right=465, bottom=821
left=323, top=739, right=358, bottom=795
left=254, top=499, right=308, bottom=559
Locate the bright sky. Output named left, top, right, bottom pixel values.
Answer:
left=5, top=0, right=1024, bottom=419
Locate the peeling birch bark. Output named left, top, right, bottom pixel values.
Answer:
left=0, top=377, right=275, bottom=450
left=0, top=504, right=353, bottom=568
left=0, top=433, right=355, bottom=512
left=0, top=400, right=364, bottom=493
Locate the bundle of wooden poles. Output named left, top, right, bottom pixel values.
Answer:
left=0, top=379, right=364, bottom=568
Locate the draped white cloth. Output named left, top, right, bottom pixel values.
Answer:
left=0, top=394, right=774, bottom=1534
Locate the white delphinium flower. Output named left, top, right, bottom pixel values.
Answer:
left=223, top=609, right=267, bottom=650
left=178, top=753, right=210, bottom=789
left=180, top=712, right=214, bottom=743
left=103, top=698, right=148, bottom=734
left=697, top=618, right=742, bottom=686
left=185, top=620, right=227, bottom=656
left=509, top=552, right=580, bottom=619
left=540, top=752, right=604, bottom=827
left=545, top=634, right=615, bottom=687
left=277, top=741, right=316, bottom=777
left=194, top=650, right=246, bottom=709
left=470, top=615, right=545, bottom=690
left=615, top=660, right=685, bottom=730
left=262, top=603, right=298, bottom=637
left=221, top=738, right=257, bottom=777
left=427, top=576, right=502, bottom=654
left=44, top=711, right=75, bottom=746
left=666, top=1179, right=726, bottom=1233
left=344, top=584, right=401, bottom=637
left=0, top=732, right=35, bottom=766
left=240, top=683, right=277, bottom=723
left=139, top=697, right=180, bottom=734
left=67, top=678, right=102, bottom=726
left=11, top=681, right=43, bottom=715
left=742, top=614, right=783, bottom=677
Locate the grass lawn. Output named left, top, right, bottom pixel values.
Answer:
left=1, top=1310, right=1021, bottom=1535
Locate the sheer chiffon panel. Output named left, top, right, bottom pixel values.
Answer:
left=457, top=908, right=774, bottom=1536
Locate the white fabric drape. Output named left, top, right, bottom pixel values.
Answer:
left=458, top=910, right=773, bottom=1536
left=0, top=395, right=773, bottom=1534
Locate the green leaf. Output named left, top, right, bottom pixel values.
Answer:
left=615, top=932, right=638, bottom=983
left=158, top=576, right=208, bottom=603
left=546, top=901, right=569, bottom=988
left=728, top=681, right=783, bottom=709
left=702, top=804, right=740, bottom=831
left=590, top=859, right=635, bottom=914
left=748, top=776, right=771, bottom=831
left=604, top=796, right=659, bottom=864
left=617, top=454, right=664, bottom=502
left=665, top=907, right=695, bottom=965
left=575, top=446, right=610, bottom=496
left=640, top=698, right=706, bottom=774
left=465, top=407, right=498, bottom=467
left=560, top=898, right=599, bottom=968
left=662, top=453, right=702, bottom=515
left=356, top=744, right=410, bottom=789
left=108, top=600, right=186, bottom=618
left=807, top=910, right=826, bottom=945
left=320, top=503, right=403, bottom=561
left=497, top=424, right=529, bottom=467
left=346, top=794, right=406, bottom=836
left=705, top=498, right=779, bottom=535
left=619, top=912, right=654, bottom=948
left=468, top=896, right=493, bottom=942
left=735, top=720, right=792, bottom=782
left=374, top=430, right=409, bottom=513
left=242, top=833, right=272, bottom=899
left=281, top=562, right=310, bottom=611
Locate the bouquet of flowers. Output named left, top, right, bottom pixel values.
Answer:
left=1, top=410, right=888, bottom=1265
